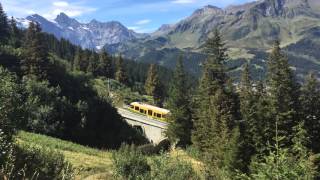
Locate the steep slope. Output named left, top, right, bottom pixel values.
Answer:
left=17, top=13, right=147, bottom=50
left=105, top=0, right=320, bottom=79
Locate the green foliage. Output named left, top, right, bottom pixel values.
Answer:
left=166, top=57, right=193, bottom=147
left=266, top=40, right=301, bottom=146
left=0, top=67, right=22, bottom=169
left=300, top=72, right=320, bottom=153
left=13, top=143, right=74, bottom=180
left=115, top=55, right=129, bottom=85
left=21, top=77, right=69, bottom=136
left=97, top=51, right=113, bottom=78
left=239, top=124, right=319, bottom=180
left=21, top=22, right=50, bottom=79
left=144, top=64, right=164, bottom=106
left=192, top=30, right=241, bottom=177
left=150, top=154, right=199, bottom=180
left=0, top=2, right=9, bottom=45
left=112, top=144, right=151, bottom=179
left=112, top=144, right=199, bottom=180
left=238, top=64, right=269, bottom=171
left=8, top=17, right=22, bottom=48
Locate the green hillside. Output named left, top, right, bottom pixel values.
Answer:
left=17, top=131, right=114, bottom=179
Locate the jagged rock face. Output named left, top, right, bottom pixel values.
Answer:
left=17, top=13, right=146, bottom=50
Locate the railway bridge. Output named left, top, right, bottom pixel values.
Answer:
left=117, top=108, right=168, bottom=144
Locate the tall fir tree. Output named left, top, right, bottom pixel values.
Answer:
left=300, top=72, right=320, bottom=153
left=115, top=55, right=128, bottom=85
left=165, top=57, right=193, bottom=147
left=97, top=51, right=113, bottom=78
left=9, top=17, right=22, bottom=48
left=21, top=22, right=49, bottom=79
left=87, top=51, right=99, bottom=75
left=238, top=64, right=269, bottom=171
left=192, top=29, right=240, bottom=178
left=266, top=40, right=301, bottom=146
left=144, top=64, right=163, bottom=106
left=0, top=2, right=9, bottom=45
left=73, top=47, right=82, bottom=71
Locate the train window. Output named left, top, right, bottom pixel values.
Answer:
left=162, top=114, right=166, bottom=118
left=130, top=105, right=134, bottom=109
left=135, top=106, right=139, bottom=111
left=140, top=109, right=144, bottom=113
left=148, top=110, right=153, bottom=116
left=157, top=113, right=161, bottom=118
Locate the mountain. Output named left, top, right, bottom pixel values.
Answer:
left=105, top=0, right=320, bottom=80
left=16, top=13, right=147, bottom=50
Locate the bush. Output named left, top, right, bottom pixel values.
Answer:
left=138, top=140, right=171, bottom=156
left=112, top=144, right=151, bottom=179
left=150, top=154, right=199, bottom=180
left=12, top=143, right=74, bottom=180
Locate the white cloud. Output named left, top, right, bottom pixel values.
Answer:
left=53, top=1, right=69, bottom=7
left=171, top=0, right=196, bottom=4
left=136, top=19, right=151, bottom=25
left=1, top=0, right=97, bottom=20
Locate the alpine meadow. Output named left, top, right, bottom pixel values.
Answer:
left=1, top=0, right=320, bottom=179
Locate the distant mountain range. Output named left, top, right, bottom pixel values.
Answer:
left=16, top=13, right=148, bottom=50
left=16, top=0, right=320, bottom=80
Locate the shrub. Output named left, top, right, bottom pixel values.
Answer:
left=150, top=154, right=199, bottom=180
left=12, top=143, right=74, bottom=180
left=112, top=144, right=151, bottom=179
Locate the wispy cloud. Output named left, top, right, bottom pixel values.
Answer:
left=2, top=0, right=97, bottom=20
left=172, top=0, right=196, bottom=4
left=136, top=19, right=151, bottom=25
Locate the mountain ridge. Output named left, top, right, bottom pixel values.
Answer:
left=17, top=12, right=147, bottom=50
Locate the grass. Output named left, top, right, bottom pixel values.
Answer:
left=16, top=131, right=113, bottom=179
left=16, top=131, right=205, bottom=179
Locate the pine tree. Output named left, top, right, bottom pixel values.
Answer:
left=300, top=72, right=320, bottom=153
left=192, top=30, right=240, bottom=177
left=266, top=40, right=301, bottom=146
left=73, top=47, right=81, bottom=71
left=144, top=64, right=163, bottom=106
left=97, top=51, right=113, bottom=78
left=165, top=57, right=193, bottom=147
left=0, top=2, right=9, bottom=45
left=115, top=55, right=128, bottom=85
left=21, top=22, right=49, bottom=79
left=8, top=16, right=21, bottom=48
left=87, top=51, right=99, bottom=75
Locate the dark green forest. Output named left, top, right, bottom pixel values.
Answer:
left=1, top=2, right=320, bottom=179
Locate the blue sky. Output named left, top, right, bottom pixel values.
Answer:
left=2, top=0, right=255, bottom=33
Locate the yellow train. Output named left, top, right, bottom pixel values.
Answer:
left=129, top=102, right=170, bottom=122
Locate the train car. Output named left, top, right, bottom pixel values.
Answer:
left=129, top=102, right=170, bottom=122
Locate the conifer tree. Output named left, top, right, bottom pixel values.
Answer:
left=266, top=40, right=300, bottom=146
left=144, top=64, right=163, bottom=106
left=87, top=51, right=99, bottom=75
left=8, top=17, right=21, bottom=48
left=97, top=51, right=113, bottom=78
left=300, top=72, right=320, bottom=153
left=0, top=2, right=9, bottom=45
left=166, top=57, right=193, bottom=147
left=115, top=55, right=128, bottom=85
left=73, top=47, right=81, bottom=71
left=192, top=30, right=240, bottom=177
left=21, top=22, right=49, bottom=79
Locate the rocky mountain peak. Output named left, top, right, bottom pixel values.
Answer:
left=55, top=12, right=80, bottom=27
left=192, top=5, right=224, bottom=17
left=250, top=0, right=312, bottom=18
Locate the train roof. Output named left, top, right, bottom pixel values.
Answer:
left=131, top=102, right=170, bottom=114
